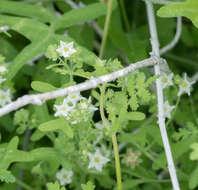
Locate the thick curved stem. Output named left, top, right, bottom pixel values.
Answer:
left=145, top=1, right=181, bottom=190
left=160, top=17, right=182, bottom=55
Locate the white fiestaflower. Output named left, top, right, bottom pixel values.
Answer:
left=56, top=41, right=77, bottom=58
left=161, top=72, right=174, bottom=89
left=0, top=89, right=11, bottom=107
left=163, top=101, right=175, bottom=119
left=88, top=149, right=109, bottom=172
left=178, top=73, right=195, bottom=96
left=56, top=168, right=73, bottom=186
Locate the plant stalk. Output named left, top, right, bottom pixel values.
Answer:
left=99, top=86, right=123, bottom=190
left=145, top=1, right=180, bottom=190
left=99, top=0, right=114, bottom=59
left=119, top=0, right=130, bottom=32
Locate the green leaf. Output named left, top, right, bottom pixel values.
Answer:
left=125, top=112, right=145, bottom=121
left=190, top=143, right=198, bottom=160
left=0, top=137, right=33, bottom=170
left=0, top=1, right=54, bottom=23
left=55, top=2, right=117, bottom=30
left=189, top=166, right=198, bottom=189
left=31, top=81, right=57, bottom=92
left=39, top=118, right=73, bottom=138
left=0, top=169, right=15, bottom=183
left=81, top=181, right=95, bottom=190
left=157, top=0, right=198, bottom=28
left=47, top=182, right=66, bottom=190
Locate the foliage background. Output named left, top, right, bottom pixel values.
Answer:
left=0, top=0, right=198, bottom=190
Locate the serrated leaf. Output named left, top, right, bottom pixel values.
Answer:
left=0, top=169, right=15, bottom=183
left=47, top=182, right=66, bottom=190
left=157, top=0, right=198, bottom=28
left=81, top=181, right=95, bottom=190
left=39, top=118, right=73, bottom=138
left=31, top=81, right=57, bottom=92
left=125, top=112, right=145, bottom=121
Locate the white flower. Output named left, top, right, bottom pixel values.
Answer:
left=67, top=92, right=82, bottom=105
left=0, top=77, right=6, bottom=84
left=56, top=41, right=77, bottom=58
left=0, top=89, right=11, bottom=106
left=56, top=168, right=73, bottom=186
left=0, top=26, right=10, bottom=32
left=88, top=149, right=109, bottom=172
left=178, top=73, right=195, bottom=96
left=163, top=101, right=175, bottom=119
left=161, top=72, right=174, bottom=89
left=54, top=98, right=74, bottom=117
left=0, top=65, right=7, bottom=73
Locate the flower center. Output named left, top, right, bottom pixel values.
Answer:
left=64, top=47, right=69, bottom=53
left=162, top=77, right=168, bottom=83
left=181, top=82, right=188, bottom=88
left=61, top=106, right=67, bottom=111
left=94, top=157, right=100, bottom=163
left=63, top=174, right=68, bottom=179
left=0, top=95, right=6, bottom=100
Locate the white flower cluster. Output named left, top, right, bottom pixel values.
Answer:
left=56, top=168, right=73, bottom=186
left=161, top=72, right=196, bottom=119
left=88, top=148, right=110, bottom=172
left=54, top=92, right=97, bottom=124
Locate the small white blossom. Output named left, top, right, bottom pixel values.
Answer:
left=0, top=89, right=11, bottom=106
left=54, top=98, right=74, bottom=118
left=164, top=101, right=175, bottom=119
left=67, top=92, right=82, bottom=105
left=56, top=168, right=73, bottom=186
left=56, top=41, right=77, bottom=58
left=161, top=72, right=174, bottom=89
left=178, top=73, right=196, bottom=96
left=0, top=77, right=6, bottom=84
left=0, top=65, right=7, bottom=73
left=88, top=149, right=109, bottom=172
left=0, top=26, right=10, bottom=32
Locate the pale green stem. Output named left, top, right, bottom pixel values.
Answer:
left=99, top=0, right=114, bottom=59
left=112, top=134, right=123, bottom=190
left=99, top=1, right=123, bottom=189
left=119, top=0, right=130, bottom=32
left=99, top=86, right=123, bottom=190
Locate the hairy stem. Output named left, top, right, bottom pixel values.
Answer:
left=99, top=86, right=123, bottom=190
left=145, top=1, right=180, bottom=190
left=112, top=134, right=123, bottom=190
